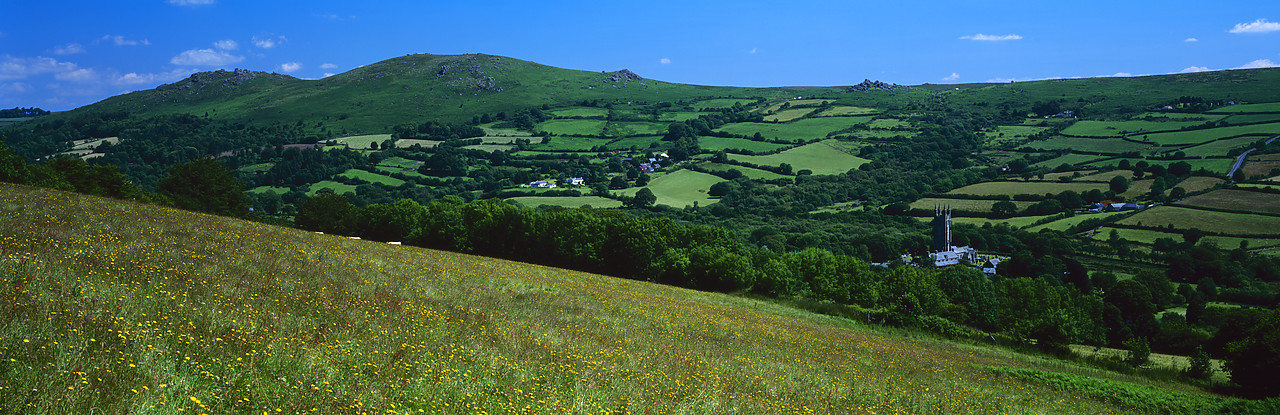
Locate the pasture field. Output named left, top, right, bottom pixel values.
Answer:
left=1242, top=159, right=1280, bottom=178
left=691, top=98, right=756, bottom=110
left=462, top=144, right=513, bottom=152
left=393, top=139, right=440, bottom=148
left=608, top=121, right=667, bottom=136
left=1026, top=211, right=1128, bottom=232
left=815, top=106, right=878, bottom=116
left=337, top=169, right=407, bottom=187
left=698, top=162, right=791, bottom=180
left=1133, top=112, right=1224, bottom=121
left=985, top=126, right=1049, bottom=147
left=605, top=135, right=663, bottom=150
left=535, top=119, right=606, bottom=136
left=918, top=214, right=1051, bottom=229
left=550, top=106, right=609, bottom=118
left=843, top=129, right=917, bottom=139
left=237, top=162, right=274, bottom=173
left=1234, top=183, right=1280, bottom=191
left=1208, top=102, right=1280, bottom=113
left=1042, top=170, right=1097, bottom=180
left=715, top=116, right=874, bottom=142
left=908, top=197, right=1035, bottom=212
left=1060, top=120, right=1203, bottom=137
left=0, top=117, right=33, bottom=127
left=698, top=136, right=791, bottom=153
left=1020, top=136, right=1152, bottom=154
left=530, top=136, right=606, bottom=151
left=0, top=184, right=1251, bottom=414
left=377, top=156, right=424, bottom=171
left=480, top=124, right=535, bottom=137
left=1031, top=153, right=1106, bottom=168
left=1068, top=345, right=1228, bottom=384
left=1087, top=158, right=1234, bottom=175
left=727, top=140, right=868, bottom=175
left=1180, top=136, right=1259, bottom=157
left=1092, top=227, right=1280, bottom=250
left=69, top=136, right=120, bottom=150
left=868, top=118, right=910, bottom=129
left=335, top=134, right=394, bottom=149
left=1140, top=123, right=1280, bottom=146
left=764, top=108, right=813, bottom=122
left=947, top=181, right=1108, bottom=197
left=1120, top=179, right=1156, bottom=198
left=1174, top=176, right=1226, bottom=194
left=306, top=180, right=358, bottom=195
left=248, top=185, right=291, bottom=195
left=1178, top=189, right=1280, bottom=215
left=760, top=99, right=827, bottom=112
left=617, top=169, right=725, bottom=207
left=1115, top=206, right=1280, bottom=236
left=507, top=195, right=623, bottom=209
left=1223, top=113, right=1280, bottom=124
left=657, top=111, right=707, bottom=121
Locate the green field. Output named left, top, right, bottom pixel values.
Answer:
left=237, top=162, right=275, bottom=173
left=1093, top=226, right=1280, bottom=250
left=691, top=98, right=756, bottom=110
left=462, top=144, right=514, bottom=152
left=764, top=108, right=813, bottom=122
left=985, top=126, right=1049, bottom=147
left=815, top=106, right=878, bottom=117
left=1087, top=158, right=1235, bottom=175
left=550, top=106, right=609, bottom=118
left=1026, top=211, right=1129, bottom=232
left=1178, top=189, right=1280, bottom=215
left=715, top=117, right=874, bottom=142
left=605, top=135, right=663, bottom=150
left=335, top=134, right=394, bottom=149
left=337, top=168, right=407, bottom=187
left=728, top=140, right=868, bottom=175
left=530, top=136, right=607, bottom=151
left=5, top=184, right=1236, bottom=414
left=1140, top=123, right=1280, bottom=146
left=1174, top=176, right=1226, bottom=194
left=507, top=195, right=624, bottom=209
left=657, top=111, right=707, bottom=121
left=909, top=197, right=1035, bottom=212
left=608, top=121, right=667, bottom=136
left=698, top=162, right=791, bottom=180
left=1020, top=136, right=1152, bottom=154
left=1223, top=113, right=1280, bottom=124
left=306, top=180, right=358, bottom=195
left=843, top=129, right=918, bottom=139
left=618, top=169, right=725, bottom=207
left=393, top=139, right=441, bottom=148
left=698, top=136, right=791, bottom=153
left=248, top=185, right=291, bottom=195
left=535, top=119, right=607, bottom=136
left=1031, top=153, right=1106, bottom=168
left=1180, top=136, right=1259, bottom=157
left=1209, top=102, right=1280, bottom=113
left=1116, top=206, right=1280, bottom=235
left=1060, top=120, right=1204, bottom=137
left=947, top=181, right=1109, bottom=197
left=917, top=214, right=1051, bottom=229
left=868, top=118, right=910, bottom=129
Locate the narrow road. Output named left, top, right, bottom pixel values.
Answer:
left=1226, top=135, right=1279, bottom=181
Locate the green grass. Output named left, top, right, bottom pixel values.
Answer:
left=335, top=134, right=394, bottom=150
left=248, top=185, right=291, bottom=195
left=0, top=184, right=1247, bottom=414
left=1179, top=136, right=1259, bottom=157
left=237, top=162, right=275, bottom=173
left=1087, top=158, right=1235, bottom=175
left=698, top=136, right=791, bottom=153
left=1060, top=120, right=1205, bottom=137
left=1139, top=123, right=1280, bottom=146
left=984, top=126, right=1049, bottom=147
left=657, top=111, right=707, bottom=122
left=529, top=136, right=608, bottom=151
left=1223, top=113, right=1280, bottom=124
left=462, top=144, right=514, bottom=152
left=1031, top=153, right=1107, bottom=168
left=727, top=140, right=868, bottom=175
left=909, top=198, right=1035, bottom=212
left=506, top=196, right=623, bottom=209
left=947, top=181, right=1109, bottom=197
left=815, top=106, right=878, bottom=116
left=605, top=135, right=663, bottom=150
left=336, top=168, right=407, bottom=187
left=1021, top=136, right=1153, bottom=154
left=535, top=119, right=606, bottom=136
left=698, top=162, right=790, bottom=180
left=691, top=98, right=756, bottom=110
left=1026, top=211, right=1128, bottom=232
left=550, top=106, right=609, bottom=118
left=715, top=117, right=874, bottom=142
left=1094, top=226, right=1280, bottom=249
left=917, top=214, right=1051, bottom=229
left=1209, top=102, right=1280, bottom=113
left=1116, top=206, right=1280, bottom=235
left=392, top=139, right=440, bottom=148
left=1173, top=176, right=1226, bottom=194
left=763, top=108, right=813, bottom=122
left=608, top=121, right=667, bottom=136
left=306, top=180, right=358, bottom=195
left=1178, top=189, right=1280, bottom=215
left=377, top=156, right=424, bottom=170
left=617, top=169, right=725, bottom=207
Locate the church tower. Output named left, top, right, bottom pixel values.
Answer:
left=931, top=205, right=951, bottom=252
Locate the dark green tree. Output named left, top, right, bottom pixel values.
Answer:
left=157, top=157, right=248, bottom=217
left=632, top=188, right=656, bottom=208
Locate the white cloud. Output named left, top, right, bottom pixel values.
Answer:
left=322, top=73, right=335, bottom=78
left=1235, top=59, right=1279, bottom=69
left=213, top=39, right=238, bottom=50
left=0, top=55, right=80, bottom=80
left=749, top=48, right=757, bottom=54
left=320, top=63, right=338, bottom=69
left=1101, top=72, right=1133, bottom=77
left=1184, top=38, right=1199, bottom=42
left=51, top=43, right=86, bottom=55
left=942, top=72, right=960, bottom=81
left=0, top=82, right=32, bottom=93
left=659, top=58, right=671, bottom=64
left=1180, top=66, right=1212, bottom=73
left=167, top=0, right=215, bottom=6
left=55, top=68, right=98, bottom=83
left=1229, top=19, right=1280, bottom=34
left=170, top=48, right=244, bottom=66
left=114, top=68, right=192, bottom=86
left=253, top=34, right=288, bottom=49
left=101, top=35, right=149, bottom=46
left=278, top=62, right=302, bottom=73
left=960, top=33, right=1023, bottom=41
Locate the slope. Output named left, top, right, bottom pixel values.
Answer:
left=0, top=183, right=1246, bottom=414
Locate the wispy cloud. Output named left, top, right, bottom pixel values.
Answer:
left=1235, top=59, right=1278, bottom=69
left=213, top=39, right=238, bottom=50
left=660, top=58, right=671, bottom=64
left=0, top=55, right=80, bottom=80
left=942, top=72, right=960, bottom=81
left=1180, top=66, right=1211, bottom=73
left=0, top=82, right=32, bottom=94
left=320, top=63, right=338, bottom=69
left=115, top=68, right=192, bottom=86
left=278, top=62, right=302, bottom=73
left=170, top=49, right=244, bottom=66
left=253, top=34, right=288, bottom=49
left=749, top=48, right=758, bottom=54
left=55, top=68, right=98, bottom=83
left=322, top=73, right=335, bottom=78
left=960, top=33, right=1023, bottom=41
left=101, top=35, right=150, bottom=46
left=1229, top=19, right=1280, bottom=34
left=1101, top=72, right=1133, bottom=78
left=51, top=43, right=87, bottom=55
left=1184, top=38, right=1198, bottom=42
left=167, top=0, right=215, bottom=6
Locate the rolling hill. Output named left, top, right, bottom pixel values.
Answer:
left=1, top=183, right=1260, bottom=414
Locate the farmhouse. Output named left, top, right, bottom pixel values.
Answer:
left=528, top=180, right=557, bottom=188
left=568, top=177, right=585, bottom=186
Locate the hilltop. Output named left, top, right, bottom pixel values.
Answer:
left=1, top=183, right=1262, bottom=414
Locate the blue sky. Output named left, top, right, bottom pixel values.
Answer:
left=2, top=1, right=1279, bottom=111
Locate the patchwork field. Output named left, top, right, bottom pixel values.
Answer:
left=1060, top=120, right=1204, bottom=137
left=985, top=126, right=1049, bottom=148
left=618, top=169, right=725, bottom=207
left=1026, top=211, right=1129, bottom=232
left=306, top=180, right=358, bottom=196
left=336, top=168, right=407, bottom=187
left=947, top=181, right=1108, bottom=197
left=1020, top=136, right=1152, bottom=154
left=698, top=162, right=790, bottom=180
left=1208, top=102, right=1280, bottom=113
left=608, top=121, right=667, bottom=136
left=1115, top=206, right=1280, bottom=236
left=908, top=198, right=1035, bottom=213
left=550, top=106, right=609, bottom=118
left=535, top=119, right=607, bottom=136
left=1178, top=189, right=1280, bottom=215
left=1092, top=227, right=1280, bottom=250
left=715, top=117, right=874, bottom=142
left=699, top=136, right=792, bottom=153
left=657, top=111, right=707, bottom=121
left=692, top=98, right=756, bottom=110
left=1241, top=157, right=1280, bottom=179
left=1140, top=123, right=1280, bottom=146
left=764, top=108, right=813, bottom=122
left=1087, top=158, right=1234, bottom=175
left=1031, top=154, right=1106, bottom=168
left=507, top=195, right=623, bottom=209
left=815, top=106, right=878, bottom=117
left=393, top=139, right=441, bottom=148
left=1174, top=176, right=1226, bottom=194
left=1179, top=136, right=1259, bottom=157
left=530, top=136, right=606, bottom=151
left=918, top=214, right=1051, bottom=229
left=605, top=135, right=663, bottom=150
left=334, top=134, right=394, bottom=149
left=727, top=140, right=868, bottom=175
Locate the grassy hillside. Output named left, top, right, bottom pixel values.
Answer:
left=0, top=184, right=1247, bottom=414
